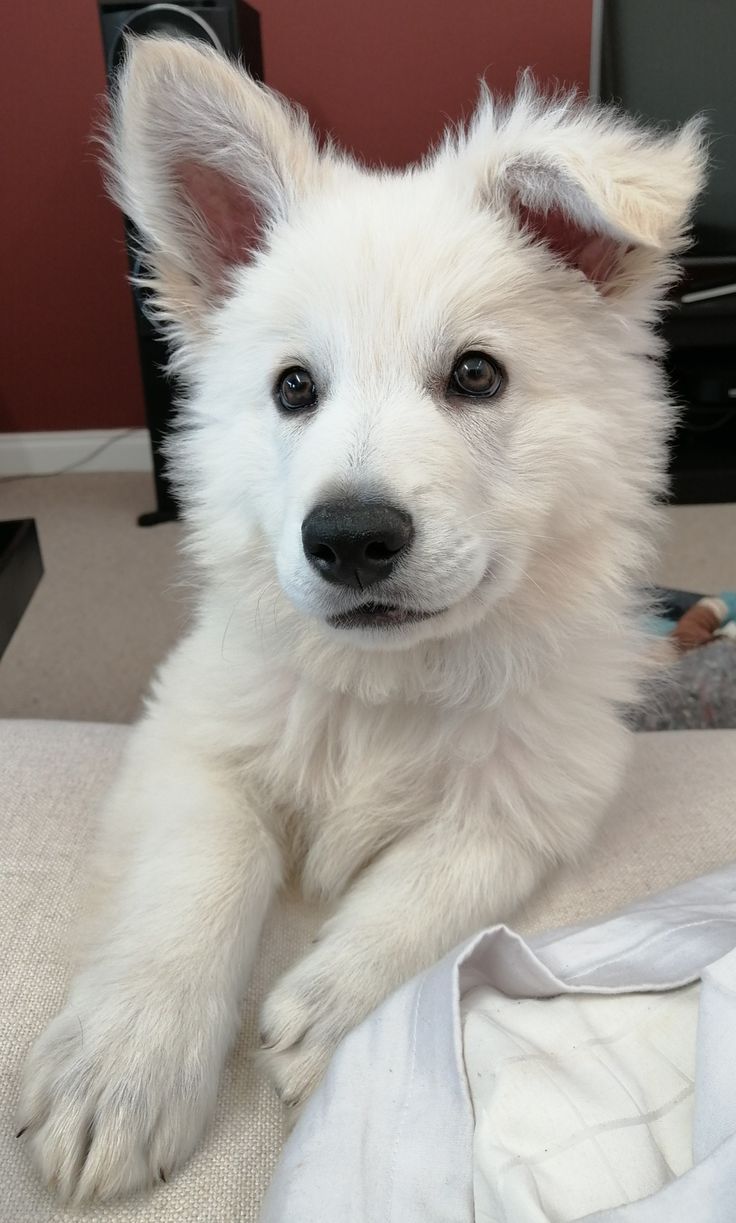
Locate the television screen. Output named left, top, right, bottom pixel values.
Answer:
left=594, top=0, right=736, bottom=258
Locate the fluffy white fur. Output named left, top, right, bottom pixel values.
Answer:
left=18, top=38, right=705, bottom=1202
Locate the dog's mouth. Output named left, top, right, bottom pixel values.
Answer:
left=327, top=601, right=444, bottom=630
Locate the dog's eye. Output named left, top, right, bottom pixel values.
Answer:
left=450, top=352, right=504, bottom=399
left=277, top=367, right=318, bottom=412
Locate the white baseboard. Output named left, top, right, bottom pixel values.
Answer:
left=0, top=429, right=152, bottom=477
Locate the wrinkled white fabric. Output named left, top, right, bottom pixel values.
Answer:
left=260, top=865, right=736, bottom=1222
left=465, top=984, right=700, bottom=1220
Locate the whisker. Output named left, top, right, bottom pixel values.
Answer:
left=221, top=594, right=247, bottom=660
left=255, top=578, right=280, bottom=637
left=514, top=565, right=546, bottom=596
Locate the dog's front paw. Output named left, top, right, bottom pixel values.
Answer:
left=259, top=942, right=385, bottom=1109
left=17, top=994, right=220, bottom=1203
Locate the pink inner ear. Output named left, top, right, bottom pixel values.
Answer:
left=176, top=160, right=261, bottom=294
left=517, top=203, right=627, bottom=288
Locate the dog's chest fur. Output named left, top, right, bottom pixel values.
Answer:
left=256, top=680, right=489, bottom=900
left=158, top=604, right=632, bottom=906
left=204, top=647, right=623, bottom=904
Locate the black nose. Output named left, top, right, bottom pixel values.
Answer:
left=302, top=499, right=414, bottom=589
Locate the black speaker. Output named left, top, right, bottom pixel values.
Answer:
left=97, top=2, right=263, bottom=525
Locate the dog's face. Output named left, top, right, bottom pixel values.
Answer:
left=205, top=179, right=568, bottom=645
left=208, top=178, right=621, bottom=647
left=111, top=40, right=704, bottom=649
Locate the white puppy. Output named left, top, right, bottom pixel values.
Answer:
left=18, top=38, right=704, bottom=1202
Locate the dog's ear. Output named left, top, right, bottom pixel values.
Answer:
left=106, top=37, right=322, bottom=346
left=466, top=79, right=706, bottom=301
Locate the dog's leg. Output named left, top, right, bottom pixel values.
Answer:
left=260, top=820, right=547, bottom=1107
left=17, top=725, right=280, bottom=1203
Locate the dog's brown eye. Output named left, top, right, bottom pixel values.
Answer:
left=451, top=352, right=504, bottom=399
left=277, top=367, right=318, bottom=412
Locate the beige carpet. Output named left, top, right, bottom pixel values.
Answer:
left=0, top=474, right=187, bottom=723
left=0, top=472, right=734, bottom=723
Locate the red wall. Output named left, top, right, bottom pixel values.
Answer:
left=0, top=0, right=591, bottom=433
left=259, top=0, right=592, bottom=166
left=0, top=1, right=145, bottom=432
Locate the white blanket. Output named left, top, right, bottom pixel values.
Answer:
left=260, top=864, right=736, bottom=1222
left=465, top=978, right=701, bottom=1218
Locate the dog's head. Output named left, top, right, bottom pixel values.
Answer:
left=110, top=39, right=705, bottom=650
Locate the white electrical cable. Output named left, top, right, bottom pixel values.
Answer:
left=0, top=428, right=141, bottom=485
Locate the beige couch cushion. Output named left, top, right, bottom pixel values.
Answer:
left=1, top=720, right=735, bottom=1222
